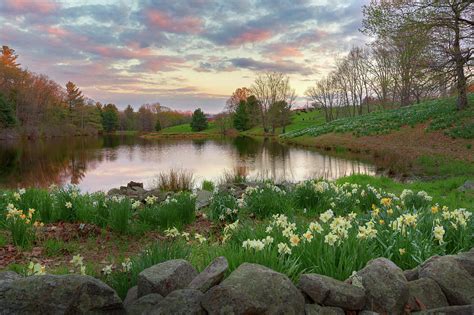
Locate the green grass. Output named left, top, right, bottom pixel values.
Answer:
left=159, top=122, right=219, bottom=134
left=283, top=95, right=474, bottom=139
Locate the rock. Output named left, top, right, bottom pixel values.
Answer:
left=412, top=304, right=474, bottom=315
left=201, top=263, right=305, bottom=314
left=419, top=255, right=474, bottom=305
left=304, top=304, right=345, bottom=315
left=147, top=289, right=205, bottom=315
left=195, top=189, right=213, bottom=210
left=458, top=180, right=474, bottom=192
left=407, top=278, right=448, bottom=312
left=403, top=267, right=419, bottom=281
left=358, top=311, right=380, bottom=315
left=188, top=256, right=228, bottom=292
left=356, top=257, right=408, bottom=314
left=126, top=293, right=163, bottom=315
left=453, top=248, right=474, bottom=276
left=123, top=285, right=138, bottom=307
left=127, top=181, right=144, bottom=189
left=107, top=188, right=122, bottom=196
left=137, top=259, right=198, bottom=298
left=0, top=274, right=125, bottom=314
left=0, top=271, right=21, bottom=285
left=298, top=274, right=365, bottom=310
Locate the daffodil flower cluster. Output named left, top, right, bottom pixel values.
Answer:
left=70, top=254, right=86, bottom=275
left=164, top=227, right=207, bottom=244
left=27, top=262, right=46, bottom=276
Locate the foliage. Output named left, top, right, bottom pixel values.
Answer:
left=190, top=108, right=208, bottom=132
left=208, top=190, right=239, bottom=222
left=233, top=100, right=250, bottom=131
left=242, top=183, right=292, bottom=218
left=201, top=180, right=215, bottom=192
left=102, top=104, right=120, bottom=132
left=154, top=119, right=161, bottom=132
left=0, top=93, right=16, bottom=128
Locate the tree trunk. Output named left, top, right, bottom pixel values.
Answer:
left=453, top=11, right=468, bottom=110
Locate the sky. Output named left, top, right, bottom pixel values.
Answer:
left=0, top=0, right=370, bottom=113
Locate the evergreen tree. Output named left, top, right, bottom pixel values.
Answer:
left=155, top=119, right=162, bottom=131
left=102, top=104, right=119, bottom=132
left=233, top=100, right=250, bottom=131
left=65, top=81, right=84, bottom=111
left=0, top=93, right=16, bottom=128
left=190, top=108, right=208, bottom=131
left=124, top=104, right=136, bottom=130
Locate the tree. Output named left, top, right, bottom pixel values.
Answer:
left=190, top=108, right=208, bottom=131
left=0, top=93, right=16, bottom=128
left=123, top=104, right=136, bottom=130
left=65, top=81, right=84, bottom=111
left=137, top=105, right=155, bottom=131
left=233, top=100, right=250, bottom=131
left=246, top=95, right=261, bottom=128
left=214, top=112, right=233, bottom=135
left=268, top=101, right=291, bottom=134
left=155, top=119, right=162, bottom=131
left=102, top=104, right=119, bottom=132
left=226, top=87, right=251, bottom=112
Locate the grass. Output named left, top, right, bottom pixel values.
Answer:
left=283, top=95, right=474, bottom=139
left=159, top=122, right=219, bottom=134
left=154, top=169, right=194, bottom=192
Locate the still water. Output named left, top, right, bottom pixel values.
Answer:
left=0, top=135, right=376, bottom=192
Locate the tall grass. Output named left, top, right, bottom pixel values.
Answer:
left=155, top=169, right=194, bottom=192
left=107, top=198, right=133, bottom=234
left=243, top=183, right=292, bottom=218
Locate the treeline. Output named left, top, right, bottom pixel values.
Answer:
left=306, top=1, right=472, bottom=122
left=0, top=46, right=191, bottom=138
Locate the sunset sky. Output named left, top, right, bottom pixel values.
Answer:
left=0, top=0, right=370, bottom=113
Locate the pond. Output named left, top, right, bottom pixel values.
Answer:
left=0, top=135, right=376, bottom=192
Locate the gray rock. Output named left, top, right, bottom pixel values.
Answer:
left=195, top=189, right=213, bottom=210
left=126, top=293, right=163, bottom=315
left=453, top=248, right=474, bottom=276
left=123, top=286, right=138, bottom=307
left=298, top=274, right=365, bottom=310
left=188, top=256, right=228, bottom=292
left=201, top=263, right=305, bottom=315
left=356, top=257, right=408, bottom=314
left=137, top=259, right=198, bottom=298
left=304, top=304, right=345, bottom=315
left=107, top=188, right=122, bottom=196
left=127, top=181, right=144, bottom=189
left=358, top=311, right=380, bottom=315
left=412, top=304, right=474, bottom=315
left=0, top=274, right=125, bottom=314
left=458, top=180, right=474, bottom=192
left=0, top=271, right=21, bottom=285
left=419, top=255, right=474, bottom=305
left=146, top=289, right=205, bottom=315
left=403, top=267, right=419, bottom=281
left=407, top=278, right=448, bottom=312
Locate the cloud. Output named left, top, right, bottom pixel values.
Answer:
left=145, top=9, right=203, bottom=34
left=230, top=58, right=314, bottom=76
left=0, top=0, right=59, bottom=15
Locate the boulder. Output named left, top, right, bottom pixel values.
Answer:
left=453, top=248, right=474, bottom=276
left=358, top=311, right=381, bottom=315
left=123, top=285, right=138, bottom=307
left=201, top=263, right=305, bottom=315
left=412, top=305, right=474, bottom=315
left=195, top=190, right=213, bottom=210
left=146, top=289, right=205, bottom=315
left=127, top=181, right=144, bottom=189
left=188, top=256, right=228, bottom=292
left=403, top=267, right=419, bottom=281
left=407, top=278, right=448, bottom=312
left=126, top=293, right=163, bottom=315
left=419, top=255, right=474, bottom=305
left=458, top=180, right=474, bottom=192
left=137, top=259, right=198, bottom=298
left=0, top=274, right=125, bottom=314
left=355, top=258, right=408, bottom=314
left=304, top=304, right=345, bottom=315
left=298, top=274, right=365, bottom=310
left=0, top=271, right=21, bottom=285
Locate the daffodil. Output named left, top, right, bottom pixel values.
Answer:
left=399, top=248, right=406, bottom=255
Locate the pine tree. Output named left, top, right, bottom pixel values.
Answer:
left=102, top=104, right=119, bottom=132
left=66, top=81, right=84, bottom=111
left=233, top=100, right=250, bottom=131
left=190, top=108, right=208, bottom=131
left=0, top=93, right=16, bottom=128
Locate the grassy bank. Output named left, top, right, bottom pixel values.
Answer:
left=0, top=174, right=472, bottom=297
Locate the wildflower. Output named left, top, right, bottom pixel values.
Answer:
left=387, top=208, right=393, bottom=216
left=371, top=207, right=380, bottom=218
left=164, top=227, right=180, bottom=238
left=18, top=188, right=26, bottom=195
left=33, top=221, right=44, bottom=228
left=265, top=226, right=273, bottom=233
left=121, top=258, right=132, bottom=272
left=102, top=264, right=113, bottom=275
left=431, top=205, right=439, bottom=214
left=303, top=231, right=313, bottom=242
left=399, top=248, right=406, bottom=255
left=277, top=242, right=292, bottom=255
left=70, top=254, right=84, bottom=267
left=65, top=202, right=72, bottom=209
left=264, top=236, right=274, bottom=245
left=132, top=200, right=141, bottom=209
left=80, top=265, right=86, bottom=275
left=181, top=232, right=190, bottom=241
left=320, top=209, right=334, bottom=223
left=309, top=222, right=323, bottom=234
left=433, top=225, right=445, bottom=245
left=381, top=198, right=392, bottom=207
left=194, top=233, right=206, bottom=244
left=379, top=220, right=385, bottom=225
left=13, top=192, right=21, bottom=201
left=324, top=232, right=338, bottom=246
left=357, top=222, right=377, bottom=240
left=242, top=239, right=265, bottom=251
left=219, top=214, right=225, bottom=221
left=27, top=262, right=46, bottom=276
left=145, top=195, right=157, bottom=205
left=289, top=234, right=300, bottom=247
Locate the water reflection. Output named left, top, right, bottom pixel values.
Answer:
left=0, top=136, right=376, bottom=192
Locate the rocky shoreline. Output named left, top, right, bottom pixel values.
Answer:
left=0, top=247, right=473, bottom=314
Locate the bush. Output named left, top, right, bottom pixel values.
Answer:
left=201, top=180, right=215, bottom=192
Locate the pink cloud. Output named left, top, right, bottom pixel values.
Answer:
left=266, top=44, right=303, bottom=60
left=88, top=45, right=152, bottom=60
left=146, top=10, right=203, bottom=34
left=139, top=56, right=187, bottom=72
left=230, top=29, right=273, bottom=46
left=3, top=0, right=58, bottom=14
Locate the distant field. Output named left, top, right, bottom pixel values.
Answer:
left=283, top=95, right=474, bottom=139
left=159, top=122, right=219, bottom=134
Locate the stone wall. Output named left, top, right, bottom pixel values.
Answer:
left=0, top=248, right=473, bottom=314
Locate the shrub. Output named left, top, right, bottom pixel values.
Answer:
left=155, top=169, right=194, bottom=192
left=242, top=183, right=292, bottom=218
left=208, top=190, right=239, bottom=222
left=201, top=180, right=215, bottom=192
